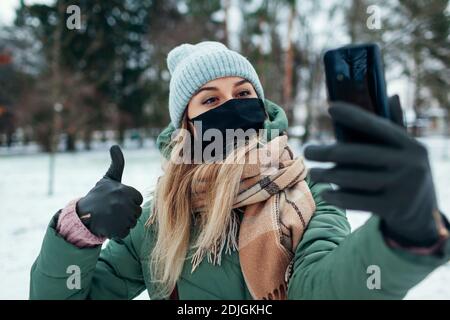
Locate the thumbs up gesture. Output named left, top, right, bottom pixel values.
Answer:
left=76, top=145, right=144, bottom=239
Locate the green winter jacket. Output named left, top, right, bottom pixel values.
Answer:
left=29, top=99, right=450, bottom=300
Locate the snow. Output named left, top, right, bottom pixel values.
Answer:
left=0, top=137, right=449, bottom=300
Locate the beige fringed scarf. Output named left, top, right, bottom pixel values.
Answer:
left=187, top=135, right=316, bottom=300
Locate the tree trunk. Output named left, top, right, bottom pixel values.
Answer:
left=138, top=130, right=144, bottom=148
left=118, top=119, right=126, bottom=146
left=223, top=0, right=230, bottom=47
left=65, top=132, right=76, bottom=152
left=49, top=1, right=64, bottom=155
left=412, top=47, right=423, bottom=116
left=6, top=129, right=13, bottom=147
left=283, top=3, right=296, bottom=125
left=83, top=130, right=92, bottom=151
left=302, top=55, right=322, bottom=143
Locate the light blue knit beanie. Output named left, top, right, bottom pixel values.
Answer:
left=167, top=41, right=265, bottom=128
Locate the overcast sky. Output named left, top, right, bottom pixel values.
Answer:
left=0, top=0, right=53, bottom=26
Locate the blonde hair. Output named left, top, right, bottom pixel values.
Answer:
left=147, top=112, right=262, bottom=299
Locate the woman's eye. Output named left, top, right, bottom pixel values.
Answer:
left=202, top=97, right=218, bottom=105
left=237, top=90, right=251, bottom=97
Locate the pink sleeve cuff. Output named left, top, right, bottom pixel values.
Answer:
left=385, top=209, right=449, bottom=255
left=56, top=197, right=107, bottom=248
left=385, top=236, right=447, bottom=255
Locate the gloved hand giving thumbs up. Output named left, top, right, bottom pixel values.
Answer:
left=76, top=145, right=144, bottom=239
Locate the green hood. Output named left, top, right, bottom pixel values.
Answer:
left=155, top=98, right=289, bottom=159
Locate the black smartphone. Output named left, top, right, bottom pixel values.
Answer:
left=323, top=43, right=390, bottom=142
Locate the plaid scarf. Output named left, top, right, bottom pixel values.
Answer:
left=188, top=135, right=316, bottom=300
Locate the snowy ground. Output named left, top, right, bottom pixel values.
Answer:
left=0, top=137, right=449, bottom=300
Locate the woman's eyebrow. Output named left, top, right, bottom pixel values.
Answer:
left=233, top=79, right=250, bottom=87
left=192, top=79, right=250, bottom=98
left=192, top=86, right=218, bottom=97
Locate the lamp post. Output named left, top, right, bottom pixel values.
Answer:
left=48, top=102, right=63, bottom=196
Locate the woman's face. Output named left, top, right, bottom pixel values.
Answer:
left=186, top=76, right=258, bottom=135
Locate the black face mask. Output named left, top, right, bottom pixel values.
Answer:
left=188, top=98, right=267, bottom=162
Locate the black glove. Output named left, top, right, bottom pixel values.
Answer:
left=388, top=94, right=406, bottom=129
left=76, top=145, right=143, bottom=239
left=304, top=102, right=445, bottom=247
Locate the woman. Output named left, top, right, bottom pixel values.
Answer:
left=30, top=41, right=450, bottom=300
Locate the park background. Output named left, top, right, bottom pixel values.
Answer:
left=0, top=0, right=449, bottom=299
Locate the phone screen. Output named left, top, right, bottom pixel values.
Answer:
left=324, top=44, right=390, bottom=142
left=334, top=74, right=376, bottom=112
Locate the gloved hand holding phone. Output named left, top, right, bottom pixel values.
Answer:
left=76, top=145, right=144, bottom=239
left=304, top=101, right=448, bottom=248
